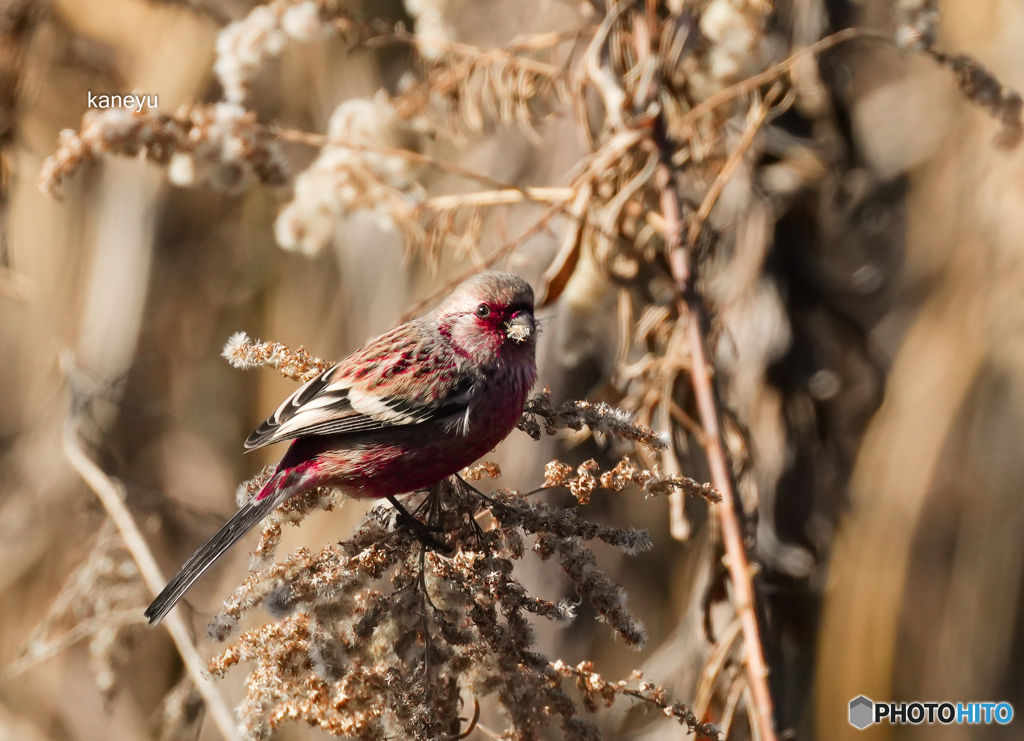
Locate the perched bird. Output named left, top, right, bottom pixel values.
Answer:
left=145, top=272, right=537, bottom=625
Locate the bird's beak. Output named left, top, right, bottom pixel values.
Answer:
left=506, top=312, right=535, bottom=343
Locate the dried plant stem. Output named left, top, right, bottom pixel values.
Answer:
left=399, top=202, right=563, bottom=321
left=269, top=125, right=519, bottom=192
left=372, top=30, right=567, bottom=78
left=660, top=139, right=777, bottom=738
left=694, top=617, right=743, bottom=721
left=62, top=417, right=238, bottom=741
left=2, top=610, right=146, bottom=680
left=719, top=679, right=747, bottom=739
left=688, top=88, right=779, bottom=245
left=583, top=1, right=632, bottom=129
left=686, top=256, right=775, bottom=741
left=678, top=27, right=891, bottom=131
left=507, top=28, right=587, bottom=51
left=473, top=722, right=505, bottom=740
left=425, top=187, right=573, bottom=210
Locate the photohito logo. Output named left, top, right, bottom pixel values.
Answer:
left=848, top=697, right=1013, bottom=729
left=849, top=697, right=873, bottom=729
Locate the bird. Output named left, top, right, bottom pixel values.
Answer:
left=145, top=271, right=537, bottom=625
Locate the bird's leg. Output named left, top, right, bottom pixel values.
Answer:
left=454, top=474, right=504, bottom=519
left=411, top=491, right=433, bottom=519
left=427, top=485, right=443, bottom=529
left=453, top=476, right=494, bottom=547
left=386, top=495, right=452, bottom=554
left=417, top=543, right=437, bottom=680
left=454, top=474, right=496, bottom=505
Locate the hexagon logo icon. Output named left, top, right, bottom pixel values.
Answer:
left=849, top=696, right=873, bottom=729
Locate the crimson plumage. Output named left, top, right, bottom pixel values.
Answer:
left=145, top=272, right=537, bottom=624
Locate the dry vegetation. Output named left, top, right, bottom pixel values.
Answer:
left=4, top=0, right=1024, bottom=740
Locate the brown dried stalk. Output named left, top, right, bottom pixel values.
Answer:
left=927, top=50, right=1023, bottom=148
left=398, top=201, right=566, bottom=322
left=675, top=28, right=891, bottom=134
left=62, top=360, right=237, bottom=741
left=222, top=331, right=334, bottom=382
left=517, top=387, right=665, bottom=450
left=38, top=104, right=288, bottom=198
left=270, top=124, right=537, bottom=193
left=2, top=522, right=148, bottom=700
left=541, top=457, right=719, bottom=506
left=272, top=124, right=597, bottom=270
left=675, top=26, right=1023, bottom=150
left=550, top=661, right=720, bottom=739
left=203, top=475, right=714, bottom=740
left=383, top=32, right=571, bottom=138
left=660, top=160, right=777, bottom=741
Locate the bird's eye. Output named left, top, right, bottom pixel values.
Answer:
left=475, top=304, right=491, bottom=318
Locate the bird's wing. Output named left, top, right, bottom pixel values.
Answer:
left=244, top=323, right=474, bottom=450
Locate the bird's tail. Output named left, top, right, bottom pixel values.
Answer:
left=145, top=485, right=283, bottom=625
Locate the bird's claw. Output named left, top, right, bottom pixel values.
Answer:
left=402, top=518, right=453, bottom=554
left=387, top=496, right=453, bottom=554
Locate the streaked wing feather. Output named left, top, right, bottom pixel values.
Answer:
left=244, top=326, right=472, bottom=450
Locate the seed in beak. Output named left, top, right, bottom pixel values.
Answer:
left=506, top=313, right=534, bottom=343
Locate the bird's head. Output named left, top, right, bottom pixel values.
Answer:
left=436, top=272, right=537, bottom=366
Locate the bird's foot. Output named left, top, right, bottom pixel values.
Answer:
left=386, top=495, right=453, bottom=554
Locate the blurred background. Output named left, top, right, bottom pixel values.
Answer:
left=2, top=0, right=1024, bottom=739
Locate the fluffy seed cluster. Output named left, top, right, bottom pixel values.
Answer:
left=250, top=484, right=347, bottom=569
left=215, top=0, right=331, bottom=104
left=167, top=103, right=290, bottom=193
left=542, top=457, right=720, bottom=506
left=235, top=464, right=279, bottom=508
left=206, top=477, right=718, bottom=740
left=221, top=331, right=334, bottom=382
left=38, top=105, right=288, bottom=198
left=202, top=336, right=718, bottom=741
left=403, top=0, right=455, bottom=61
left=38, top=109, right=187, bottom=198
left=518, top=387, right=667, bottom=450
left=687, top=0, right=776, bottom=100
left=460, top=460, right=502, bottom=481
left=551, top=662, right=721, bottom=739
left=274, top=93, right=424, bottom=256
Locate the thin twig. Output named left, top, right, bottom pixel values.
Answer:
left=424, top=187, right=573, bottom=210
left=471, top=721, right=505, bottom=740
left=583, top=1, right=632, bottom=129
left=719, top=678, right=747, bottom=739
left=367, top=30, right=568, bottom=78
left=268, top=126, right=520, bottom=192
left=677, top=27, right=892, bottom=131
left=694, top=617, right=743, bottom=721
left=2, top=610, right=147, bottom=680
left=398, top=202, right=563, bottom=322
left=686, top=88, right=780, bottom=245
left=575, top=13, right=779, bottom=730
left=656, top=86, right=781, bottom=737
left=62, top=409, right=238, bottom=740
left=271, top=127, right=621, bottom=261
left=685, top=258, right=777, bottom=741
